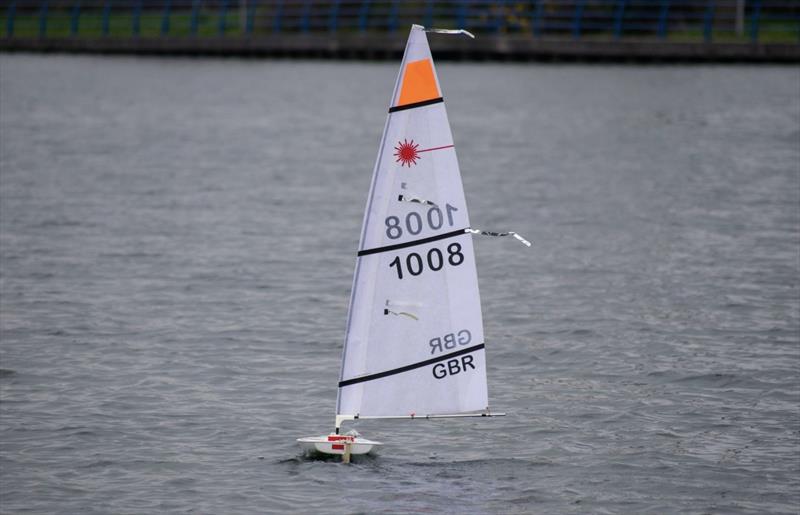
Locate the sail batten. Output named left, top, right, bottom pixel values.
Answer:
left=337, top=25, right=488, bottom=418
left=388, top=97, right=444, bottom=113
left=339, top=343, right=486, bottom=388
left=357, top=228, right=468, bottom=257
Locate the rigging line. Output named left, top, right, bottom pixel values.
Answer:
left=357, top=228, right=467, bottom=256
left=338, top=343, right=485, bottom=388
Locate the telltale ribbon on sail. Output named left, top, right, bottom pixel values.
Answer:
left=466, top=228, right=532, bottom=247
left=423, top=28, right=476, bottom=39
left=398, top=194, right=437, bottom=206
left=383, top=300, right=420, bottom=321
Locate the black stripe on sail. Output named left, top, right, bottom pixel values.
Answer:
left=388, top=97, right=444, bottom=113
left=358, top=228, right=467, bottom=257
left=338, top=343, right=485, bottom=388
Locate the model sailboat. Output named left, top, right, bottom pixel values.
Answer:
left=298, top=25, right=528, bottom=461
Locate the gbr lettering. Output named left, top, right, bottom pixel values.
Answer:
left=429, top=329, right=472, bottom=354
left=432, top=355, right=476, bottom=379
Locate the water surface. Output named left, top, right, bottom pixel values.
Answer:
left=1, top=55, right=798, bottom=514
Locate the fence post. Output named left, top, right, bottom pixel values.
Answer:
left=246, top=0, right=255, bottom=34
left=328, top=0, right=340, bottom=32
left=299, top=0, right=310, bottom=32
left=703, top=0, right=714, bottom=42
left=735, top=0, right=744, bottom=35
left=6, top=1, right=15, bottom=36
left=358, top=0, right=370, bottom=33
left=531, top=0, right=543, bottom=37
left=493, top=0, right=513, bottom=33
left=657, top=0, right=670, bottom=38
left=273, top=0, right=283, bottom=32
left=70, top=1, right=80, bottom=36
left=572, top=0, right=585, bottom=39
left=388, top=0, right=399, bottom=32
left=423, top=0, right=433, bottom=29
left=218, top=0, right=228, bottom=35
left=457, top=0, right=467, bottom=30
left=749, top=0, right=761, bottom=42
left=38, top=0, right=48, bottom=38
left=613, top=0, right=626, bottom=39
left=132, top=0, right=141, bottom=36
left=190, top=0, right=200, bottom=35
left=161, top=0, right=171, bottom=35
left=102, top=0, right=111, bottom=36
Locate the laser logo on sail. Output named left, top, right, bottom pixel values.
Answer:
left=394, top=139, right=456, bottom=168
left=394, top=139, right=421, bottom=167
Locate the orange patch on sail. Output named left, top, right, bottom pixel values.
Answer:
left=396, top=59, right=440, bottom=106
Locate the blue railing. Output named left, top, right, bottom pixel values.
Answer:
left=2, top=0, right=799, bottom=43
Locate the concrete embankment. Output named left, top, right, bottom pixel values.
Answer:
left=2, top=34, right=798, bottom=62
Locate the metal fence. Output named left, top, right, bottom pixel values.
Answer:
left=3, top=0, right=799, bottom=43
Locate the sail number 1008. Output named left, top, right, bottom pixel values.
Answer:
left=385, top=204, right=458, bottom=240
left=388, top=243, right=464, bottom=280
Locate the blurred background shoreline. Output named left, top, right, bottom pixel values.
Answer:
left=2, top=0, right=799, bottom=62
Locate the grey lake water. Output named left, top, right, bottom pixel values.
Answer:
left=0, top=54, right=798, bottom=514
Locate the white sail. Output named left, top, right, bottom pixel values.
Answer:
left=337, top=25, right=488, bottom=418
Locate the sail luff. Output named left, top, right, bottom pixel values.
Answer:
left=335, top=30, right=418, bottom=415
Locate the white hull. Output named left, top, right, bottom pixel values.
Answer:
left=297, top=435, right=382, bottom=456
